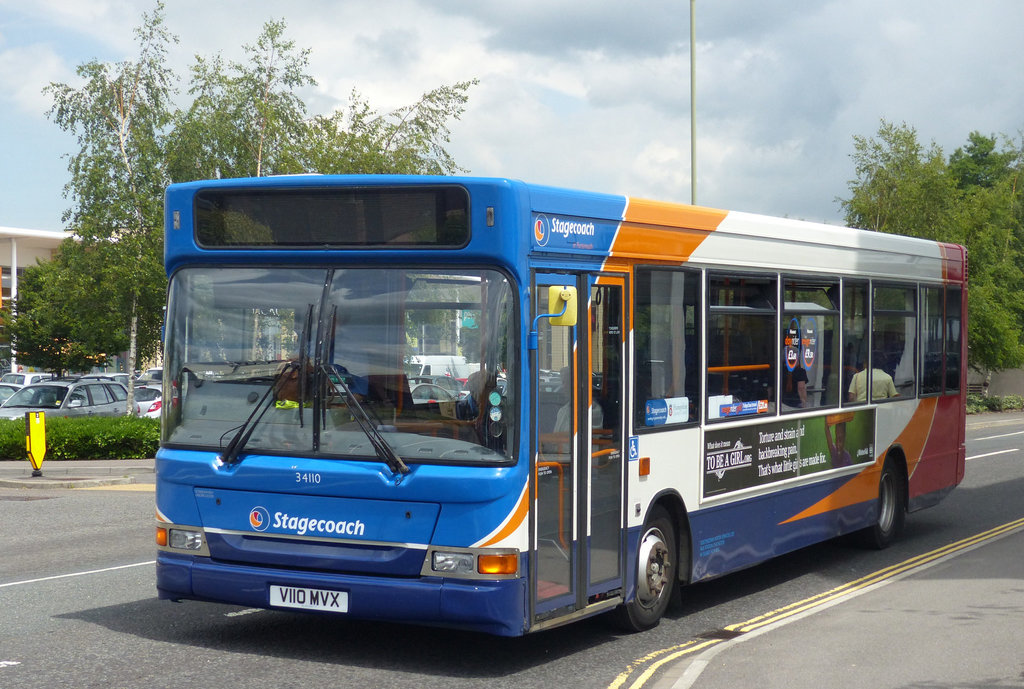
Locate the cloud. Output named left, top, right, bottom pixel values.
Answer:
left=1, top=0, right=1023, bottom=232
left=0, top=43, right=70, bottom=114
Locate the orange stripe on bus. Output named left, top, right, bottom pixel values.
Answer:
left=479, top=483, right=529, bottom=547
left=779, top=398, right=938, bottom=525
left=610, top=199, right=727, bottom=261
left=623, top=198, right=728, bottom=230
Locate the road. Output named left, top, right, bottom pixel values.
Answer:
left=0, top=413, right=1021, bottom=689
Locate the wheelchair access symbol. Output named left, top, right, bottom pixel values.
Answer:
left=628, top=436, right=640, bottom=462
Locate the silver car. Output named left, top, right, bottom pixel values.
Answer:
left=0, top=378, right=129, bottom=419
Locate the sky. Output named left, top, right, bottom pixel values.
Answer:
left=1, top=0, right=1022, bottom=232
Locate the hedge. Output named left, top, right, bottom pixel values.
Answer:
left=0, top=416, right=159, bottom=461
left=966, top=393, right=1024, bottom=415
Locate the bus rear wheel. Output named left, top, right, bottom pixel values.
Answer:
left=858, top=456, right=906, bottom=549
left=615, top=505, right=675, bottom=632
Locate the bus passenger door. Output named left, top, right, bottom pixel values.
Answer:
left=531, top=273, right=626, bottom=624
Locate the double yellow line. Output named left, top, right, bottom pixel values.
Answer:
left=609, top=516, right=1024, bottom=689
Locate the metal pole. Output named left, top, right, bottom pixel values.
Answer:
left=690, top=0, right=697, bottom=206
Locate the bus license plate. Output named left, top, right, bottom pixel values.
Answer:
left=269, top=585, right=348, bottom=613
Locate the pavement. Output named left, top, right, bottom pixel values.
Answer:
left=0, top=457, right=154, bottom=488
left=658, top=410, right=1024, bottom=689
left=664, top=524, right=1024, bottom=689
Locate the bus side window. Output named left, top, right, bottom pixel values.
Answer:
left=842, top=281, right=869, bottom=406
left=633, top=268, right=700, bottom=428
left=781, top=279, right=840, bottom=412
left=707, top=274, right=777, bottom=420
left=872, top=284, right=917, bottom=400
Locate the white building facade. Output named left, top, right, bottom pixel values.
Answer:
left=0, top=226, right=73, bottom=373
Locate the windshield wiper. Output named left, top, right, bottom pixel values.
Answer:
left=317, top=305, right=407, bottom=476
left=219, top=360, right=299, bottom=465
left=220, top=305, right=315, bottom=466
left=321, top=362, right=409, bottom=476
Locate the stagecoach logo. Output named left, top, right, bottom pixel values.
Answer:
left=249, top=506, right=270, bottom=532
left=247, top=505, right=368, bottom=537
left=534, top=214, right=551, bottom=247
left=533, top=214, right=599, bottom=249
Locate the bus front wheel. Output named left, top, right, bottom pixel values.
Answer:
left=615, top=505, right=676, bottom=632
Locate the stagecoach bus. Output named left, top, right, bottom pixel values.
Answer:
left=155, top=175, right=966, bottom=635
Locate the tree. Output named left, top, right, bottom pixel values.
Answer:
left=949, top=132, right=1017, bottom=190
left=840, top=120, right=960, bottom=241
left=840, top=120, right=1024, bottom=372
left=3, top=242, right=123, bottom=374
left=298, top=81, right=478, bottom=175
left=167, top=19, right=476, bottom=181
left=41, top=1, right=175, bottom=410
left=167, top=19, right=313, bottom=181
left=9, top=8, right=477, bottom=398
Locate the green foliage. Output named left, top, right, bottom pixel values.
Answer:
left=167, top=19, right=314, bottom=180
left=167, top=18, right=476, bottom=181
left=9, top=6, right=476, bottom=382
left=966, top=393, right=1024, bottom=414
left=840, top=120, right=1024, bottom=372
left=0, top=416, right=159, bottom=461
left=32, top=0, right=175, bottom=386
left=841, top=120, right=959, bottom=240
left=297, top=82, right=478, bottom=176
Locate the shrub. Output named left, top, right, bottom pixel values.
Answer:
left=966, top=394, right=987, bottom=414
left=1002, top=394, right=1024, bottom=411
left=966, top=393, right=1024, bottom=414
left=0, top=415, right=159, bottom=460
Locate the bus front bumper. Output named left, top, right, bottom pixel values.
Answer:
left=156, top=552, right=529, bottom=637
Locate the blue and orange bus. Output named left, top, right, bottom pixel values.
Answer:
left=156, top=175, right=966, bottom=635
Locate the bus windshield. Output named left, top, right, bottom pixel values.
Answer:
left=164, top=266, right=517, bottom=464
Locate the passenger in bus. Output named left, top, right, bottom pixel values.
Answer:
left=848, top=357, right=898, bottom=402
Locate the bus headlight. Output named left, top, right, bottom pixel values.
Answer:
left=169, top=528, right=205, bottom=550
left=425, top=548, right=519, bottom=578
left=432, top=551, right=475, bottom=574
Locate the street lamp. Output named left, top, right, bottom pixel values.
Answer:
left=690, top=0, right=697, bottom=206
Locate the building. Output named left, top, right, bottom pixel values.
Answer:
left=0, top=226, right=73, bottom=373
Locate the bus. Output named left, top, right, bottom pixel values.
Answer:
left=155, top=175, right=967, bottom=636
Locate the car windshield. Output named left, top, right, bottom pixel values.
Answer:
left=5, top=385, right=67, bottom=409
left=164, top=266, right=517, bottom=464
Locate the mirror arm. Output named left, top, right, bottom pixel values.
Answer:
left=528, top=299, right=569, bottom=351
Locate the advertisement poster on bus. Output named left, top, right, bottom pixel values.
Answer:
left=702, top=409, right=875, bottom=498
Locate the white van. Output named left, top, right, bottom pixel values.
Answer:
left=406, top=355, right=476, bottom=380
left=0, top=372, right=54, bottom=386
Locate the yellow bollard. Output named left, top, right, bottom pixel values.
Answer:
left=25, top=411, right=46, bottom=477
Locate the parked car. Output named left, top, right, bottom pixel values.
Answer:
left=0, top=372, right=54, bottom=386
left=134, top=385, right=162, bottom=418
left=410, top=383, right=457, bottom=404
left=0, top=378, right=130, bottom=419
left=81, top=372, right=133, bottom=390
left=136, top=367, right=162, bottom=386
left=407, top=375, right=463, bottom=396
left=0, top=383, right=21, bottom=405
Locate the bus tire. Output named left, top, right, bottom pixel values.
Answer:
left=615, top=505, right=676, bottom=632
left=858, top=456, right=906, bottom=549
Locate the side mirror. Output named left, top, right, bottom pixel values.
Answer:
left=529, top=285, right=578, bottom=350
left=68, top=399, right=83, bottom=408
left=547, top=286, right=578, bottom=327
